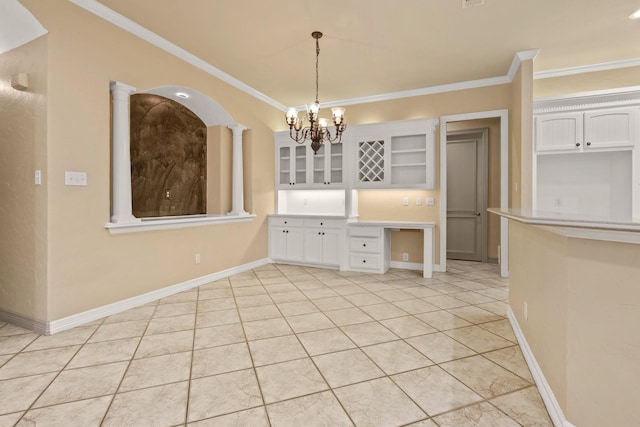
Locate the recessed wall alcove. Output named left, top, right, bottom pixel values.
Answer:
left=130, top=94, right=207, bottom=218
left=107, top=82, right=251, bottom=233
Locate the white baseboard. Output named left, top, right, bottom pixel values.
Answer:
left=389, top=261, right=423, bottom=271
left=1, top=258, right=270, bottom=336
left=507, top=308, right=574, bottom=427
left=0, top=310, right=48, bottom=335
left=388, top=262, right=445, bottom=273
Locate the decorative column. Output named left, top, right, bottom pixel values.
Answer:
left=109, top=81, right=139, bottom=224
left=227, top=124, right=248, bottom=216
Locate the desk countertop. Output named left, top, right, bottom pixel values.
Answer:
left=349, top=221, right=435, bottom=228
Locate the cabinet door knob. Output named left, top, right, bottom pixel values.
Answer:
left=363, top=260, right=367, bottom=263
left=322, top=232, right=325, bottom=235
left=286, top=230, right=289, bottom=233
left=363, top=243, right=367, bottom=247
left=575, top=142, right=581, bottom=147
left=284, top=221, right=287, bottom=224
left=586, top=141, right=591, bottom=146
left=320, top=222, right=323, bottom=226
left=318, top=232, right=321, bottom=235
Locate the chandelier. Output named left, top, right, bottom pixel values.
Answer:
left=285, top=31, right=346, bottom=154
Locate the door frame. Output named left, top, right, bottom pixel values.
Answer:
left=446, top=128, right=488, bottom=263
left=439, top=110, right=509, bottom=277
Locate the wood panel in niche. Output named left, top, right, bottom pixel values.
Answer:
left=130, top=94, right=206, bottom=218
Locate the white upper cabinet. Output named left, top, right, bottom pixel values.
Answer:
left=535, top=107, right=637, bottom=153
left=350, top=118, right=438, bottom=189
left=275, top=132, right=344, bottom=189
left=277, top=142, right=308, bottom=187
left=274, top=118, right=437, bottom=191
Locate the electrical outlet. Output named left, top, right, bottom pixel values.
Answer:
left=164, top=189, right=171, bottom=200
left=402, top=253, right=409, bottom=262
left=416, top=198, right=422, bottom=206
left=425, top=197, right=435, bottom=206
left=402, top=197, right=409, bottom=206
left=64, top=171, right=87, bottom=186
left=195, top=253, right=201, bottom=264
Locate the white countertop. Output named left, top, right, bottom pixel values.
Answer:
left=350, top=220, right=435, bottom=228
left=488, top=208, right=640, bottom=232
left=268, top=213, right=353, bottom=219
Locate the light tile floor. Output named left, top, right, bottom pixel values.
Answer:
left=0, top=260, right=553, bottom=426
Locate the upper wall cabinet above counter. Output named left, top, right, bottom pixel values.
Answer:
left=533, top=89, right=640, bottom=154
left=351, top=118, right=438, bottom=189
left=535, top=107, right=637, bottom=153
left=275, top=134, right=344, bottom=189
left=274, top=118, right=438, bottom=191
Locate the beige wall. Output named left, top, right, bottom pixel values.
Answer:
left=509, top=59, right=534, bottom=209
left=18, top=0, right=280, bottom=321
left=207, top=126, right=232, bottom=215
left=534, top=65, right=640, bottom=98
left=345, top=84, right=513, bottom=265
left=509, top=220, right=640, bottom=426
left=509, top=221, right=568, bottom=410
left=0, top=36, right=48, bottom=321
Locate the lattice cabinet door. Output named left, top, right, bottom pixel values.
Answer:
left=357, top=139, right=386, bottom=185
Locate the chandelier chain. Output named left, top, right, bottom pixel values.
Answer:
left=315, top=36, right=320, bottom=104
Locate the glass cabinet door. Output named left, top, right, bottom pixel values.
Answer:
left=329, top=143, right=343, bottom=185
left=312, top=144, right=326, bottom=185
left=278, top=146, right=291, bottom=185
left=294, top=145, right=307, bottom=185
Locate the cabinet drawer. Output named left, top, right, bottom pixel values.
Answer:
left=348, top=226, right=381, bottom=237
left=302, top=218, right=344, bottom=228
left=270, top=217, right=304, bottom=227
left=350, top=254, right=381, bottom=270
left=349, top=237, right=381, bottom=253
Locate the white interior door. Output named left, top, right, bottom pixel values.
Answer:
left=446, top=130, right=488, bottom=262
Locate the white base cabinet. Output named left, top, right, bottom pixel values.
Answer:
left=269, top=217, right=304, bottom=262
left=269, top=216, right=345, bottom=268
left=347, top=225, right=389, bottom=274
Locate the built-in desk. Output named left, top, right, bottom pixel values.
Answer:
left=347, top=221, right=435, bottom=278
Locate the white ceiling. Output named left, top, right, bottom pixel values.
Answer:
left=15, top=0, right=640, bottom=108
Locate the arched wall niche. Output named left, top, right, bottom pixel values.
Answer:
left=130, top=93, right=208, bottom=218
left=108, top=81, right=251, bottom=233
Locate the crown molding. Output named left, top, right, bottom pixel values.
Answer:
left=507, top=49, right=540, bottom=81
left=534, top=85, right=640, bottom=113
left=67, top=0, right=286, bottom=111
left=534, top=57, right=640, bottom=80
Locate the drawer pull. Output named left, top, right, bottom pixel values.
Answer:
left=363, top=260, right=366, bottom=263
left=363, top=243, right=366, bottom=247
left=284, top=221, right=287, bottom=224
left=320, top=222, right=323, bottom=226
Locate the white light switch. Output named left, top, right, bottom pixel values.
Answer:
left=35, top=170, right=41, bottom=185
left=402, top=197, right=409, bottom=206
left=425, top=197, right=435, bottom=206
left=65, top=171, right=88, bottom=186
left=416, top=198, right=422, bottom=206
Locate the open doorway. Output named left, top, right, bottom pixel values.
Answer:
left=440, top=110, right=509, bottom=277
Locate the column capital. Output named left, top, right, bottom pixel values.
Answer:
left=110, top=81, right=136, bottom=98
left=227, top=124, right=247, bottom=133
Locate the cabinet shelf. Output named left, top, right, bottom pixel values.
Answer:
left=391, top=148, right=426, bottom=154
left=391, top=163, right=427, bottom=168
